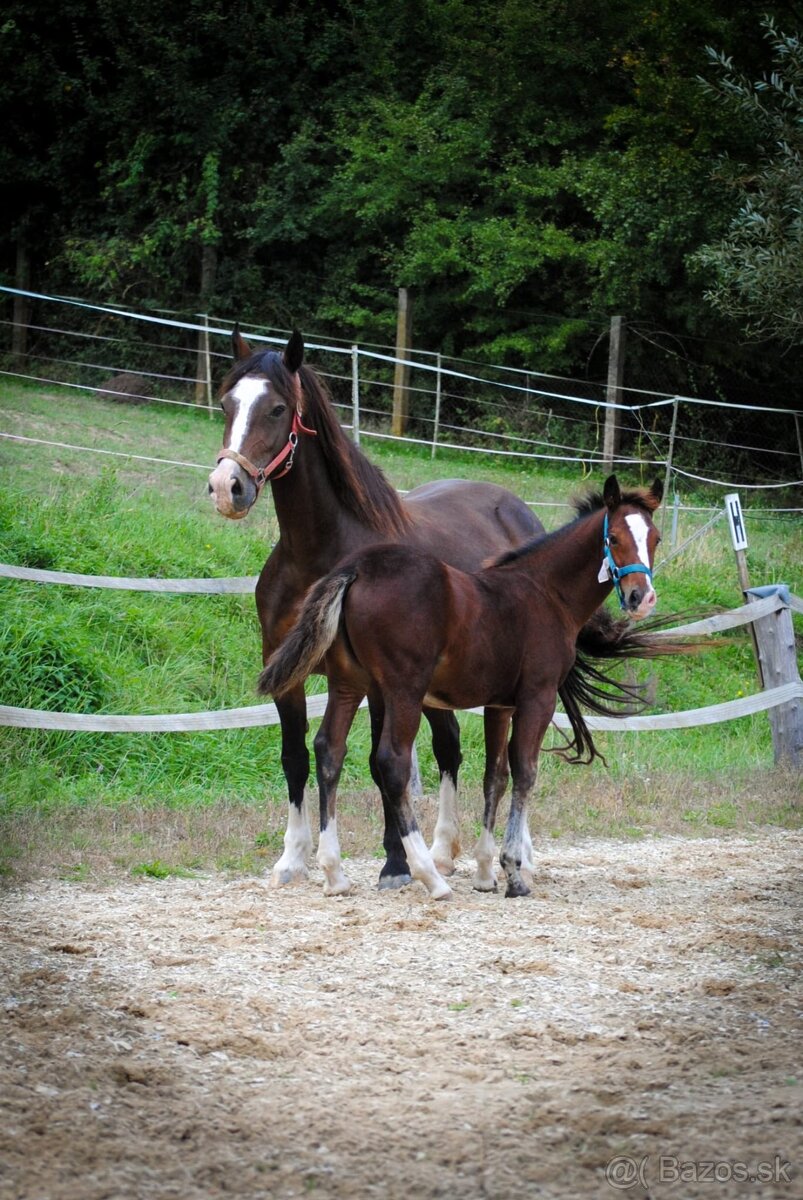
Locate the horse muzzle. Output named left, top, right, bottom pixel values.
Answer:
left=624, top=581, right=657, bottom=620
left=207, top=459, right=258, bottom=519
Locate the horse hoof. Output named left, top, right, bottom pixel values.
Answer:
left=504, top=879, right=531, bottom=899
left=430, top=881, right=454, bottom=901
left=433, top=859, right=456, bottom=877
left=323, top=876, right=352, bottom=897
left=270, top=865, right=309, bottom=887
left=377, top=873, right=413, bottom=891
left=472, top=876, right=498, bottom=893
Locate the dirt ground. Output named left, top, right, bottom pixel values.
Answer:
left=1, top=831, right=800, bottom=1200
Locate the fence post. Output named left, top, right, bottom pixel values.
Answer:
left=431, top=352, right=442, bottom=458
left=351, top=345, right=360, bottom=446
left=195, top=312, right=213, bottom=414
left=392, top=287, right=413, bottom=437
left=670, top=492, right=680, bottom=547
left=603, top=315, right=625, bottom=470
left=12, top=241, right=31, bottom=364
left=724, top=491, right=762, bottom=688
left=746, top=585, right=803, bottom=768
left=660, top=396, right=679, bottom=540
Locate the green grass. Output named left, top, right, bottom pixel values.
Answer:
left=0, top=378, right=800, bottom=877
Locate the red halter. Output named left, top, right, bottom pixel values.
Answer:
left=216, top=409, right=317, bottom=493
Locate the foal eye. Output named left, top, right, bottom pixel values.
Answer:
left=270, top=404, right=286, bottom=418
left=608, top=534, right=618, bottom=546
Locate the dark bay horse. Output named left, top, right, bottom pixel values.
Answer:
left=260, top=476, right=689, bottom=899
left=207, top=330, right=544, bottom=887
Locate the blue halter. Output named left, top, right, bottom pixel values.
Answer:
left=602, top=512, right=653, bottom=610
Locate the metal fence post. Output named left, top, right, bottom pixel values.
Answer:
left=351, top=345, right=360, bottom=446
left=431, top=352, right=442, bottom=459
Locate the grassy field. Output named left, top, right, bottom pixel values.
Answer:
left=0, top=379, right=800, bottom=880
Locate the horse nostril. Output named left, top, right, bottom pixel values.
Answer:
left=629, top=589, right=642, bottom=609
left=231, top=477, right=242, bottom=497
left=207, top=482, right=213, bottom=495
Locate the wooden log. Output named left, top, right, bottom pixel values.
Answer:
left=747, top=585, right=803, bottom=768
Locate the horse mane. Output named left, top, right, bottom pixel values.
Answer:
left=486, top=484, right=657, bottom=571
left=221, top=349, right=411, bottom=538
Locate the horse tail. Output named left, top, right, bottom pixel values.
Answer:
left=556, top=608, right=706, bottom=765
left=257, top=564, right=358, bottom=698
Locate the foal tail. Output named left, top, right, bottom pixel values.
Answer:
left=257, top=565, right=358, bottom=699
left=558, top=607, right=705, bottom=765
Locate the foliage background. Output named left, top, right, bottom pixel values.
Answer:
left=2, top=0, right=803, bottom=416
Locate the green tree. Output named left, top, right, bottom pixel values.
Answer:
left=692, top=18, right=803, bottom=343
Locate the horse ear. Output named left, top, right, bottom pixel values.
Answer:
left=231, top=323, right=252, bottom=362
left=603, top=474, right=621, bottom=511
left=649, top=477, right=664, bottom=508
left=283, top=330, right=304, bottom=374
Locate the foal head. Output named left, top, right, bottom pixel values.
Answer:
left=599, top=474, right=662, bottom=619
left=208, top=329, right=314, bottom=519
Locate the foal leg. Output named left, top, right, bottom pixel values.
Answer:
left=314, top=686, right=364, bottom=896
left=270, top=687, right=314, bottom=887
left=427, top=708, right=463, bottom=876
left=368, top=698, right=413, bottom=891
left=375, top=702, right=452, bottom=901
left=499, top=702, right=553, bottom=899
left=473, top=708, right=512, bottom=891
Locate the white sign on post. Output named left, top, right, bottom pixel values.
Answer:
left=724, top=492, right=748, bottom=551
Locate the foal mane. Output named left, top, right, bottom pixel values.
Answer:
left=485, top=485, right=657, bottom=571
left=222, top=349, right=411, bottom=538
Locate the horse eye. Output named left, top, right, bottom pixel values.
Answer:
left=271, top=404, right=286, bottom=418
left=608, top=534, right=618, bottom=546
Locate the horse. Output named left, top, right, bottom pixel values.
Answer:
left=207, top=329, right=545, bottom=889
left=259, top=475, right=690, bottom=900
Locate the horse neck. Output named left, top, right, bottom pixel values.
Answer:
left=523, top=509, right=613, bottom=631
left=269, top=436, right=348, bottom=564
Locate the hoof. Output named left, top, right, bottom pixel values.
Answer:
left=472, top=875, right=498, bottom=893
left=433, top=859, right=456, bottom=877
left=504, top=879, right=531, bottom=899
left=270, top=865, right=309, bottom=888
left=323, top=876, right=353, bottom=897
left=430, top=881, right=454, bottom=901
left=377, top=872, right=413, bottom=891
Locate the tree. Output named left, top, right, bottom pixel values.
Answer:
left=692, top=19, right=803, bottom=343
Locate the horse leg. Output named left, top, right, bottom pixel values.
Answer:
left=367, top=696, right=414, bottom=890
left=375, top=701, right=452, bottom=901
left=314, top=685, right=364, bottom=897
left=499, top=701, right=553, bottom=899
left=269, top=687, right=314, bottom=887
left=427, top=708, right=463, bottom=877
left=473, top=708, right=512, bottom=891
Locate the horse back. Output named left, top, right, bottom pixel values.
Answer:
left=403, top=480, right=543, bottom=571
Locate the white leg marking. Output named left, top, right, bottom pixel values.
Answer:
left=271, top=795, right=313, bottom=886
left=521, top=817, right=535, bottom=887
left=403, top=831, right=453, bottom=900
left=317, top=818, right=352, bottom=896
left=472, top=827, right=497, bottom=891
left=430, top=773, right=460, bottom=875
left=229, top=378, right=267, bottom=453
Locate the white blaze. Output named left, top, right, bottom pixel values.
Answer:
left=624, top=512, right=657, bottom=611
left=625, top=513, right=651, bottom=571
left=229, top=378, right=267, bottom=453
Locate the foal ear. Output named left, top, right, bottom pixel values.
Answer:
left=648, top=477, right=664, bottom=508
left=283, top=330, right=304, bottom=374
left=603, top=474, right=621, bottom=511
left=231, top=323, right=252, bottom=362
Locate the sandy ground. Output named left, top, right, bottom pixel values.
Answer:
left=1, top=832, right=800, bottom=1200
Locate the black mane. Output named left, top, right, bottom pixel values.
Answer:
left=220, top=349, right=411, bottom=538
left=486, top=485, right=655, bottom=571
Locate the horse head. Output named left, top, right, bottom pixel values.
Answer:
left=207, top=328, right=314, bottom=518
left=600, top=474, right=663, bottom=619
